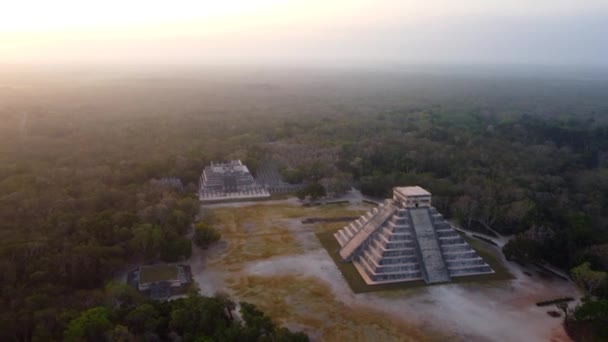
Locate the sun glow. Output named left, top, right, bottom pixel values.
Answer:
left=1, top=0, right=606, bottom=65
left=0, top=1, right=285, bottom=33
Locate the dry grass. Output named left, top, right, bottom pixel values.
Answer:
left=203, top=202, right=468, bottom=341
left=205, top=203, right=369, bottom=269
left=229, top=274, right=444, bottom=342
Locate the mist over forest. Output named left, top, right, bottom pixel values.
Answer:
left=2, top=65, right=608, bottom=341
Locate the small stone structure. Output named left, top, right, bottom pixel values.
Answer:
left=334, top=186, right=493, bottom=285
left=199, top=160, right=270, bottom=202
left=127, top=264, right=192, bottom=300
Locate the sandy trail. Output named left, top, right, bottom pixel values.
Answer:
left=191, top=197, right=579, bottom=342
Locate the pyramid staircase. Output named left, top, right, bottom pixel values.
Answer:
left=334, top=200, right=493, bottom=285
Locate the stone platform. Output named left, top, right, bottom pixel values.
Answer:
left=334, top=186, right=493, bottom=285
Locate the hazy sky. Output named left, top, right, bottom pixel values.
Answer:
left=1, top=0, right=607, bottom=66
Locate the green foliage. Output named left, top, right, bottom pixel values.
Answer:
left=240, top=302, right=274, bottom=337
left=61, top=292, right=308, bottom=342
left=64, top=307, right=112, bottom=342
left=194, top=221, right=221, bottom=249
left=570, top=262, right=608, bottom=295
left=281, top=168, right=305, bottom=184
left=296, top=182, right=326, bottom=201
left=569, top=299, right=608, bottom=340
left=125, top=303, right=160, bottom=333
left=574, top=299, right=608, bottom=322
left=502, top=237, right=542, bottom=263
left=160, top=236, right=192, bottom=262
left=2, top=71, right=608, bottom=341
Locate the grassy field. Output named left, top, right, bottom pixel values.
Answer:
left=205, top=203, right=370, bottom=270
left=316, top=230, right=514, bottom=294
left=199, top=201, right=519, bottom=341
left=228, top=274, right=443, bottom=342
left=139, top=264, right=178, bottom=283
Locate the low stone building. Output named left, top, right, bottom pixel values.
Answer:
left=199, top=160, right=270, bottom=202
left=127, top=264, right=192, bottom=300
left=334, top=186, right=493, bottom=285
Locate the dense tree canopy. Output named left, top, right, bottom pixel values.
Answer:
left=1, top=71, right=608, bottom=341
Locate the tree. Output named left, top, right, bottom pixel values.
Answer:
left=571, top=262, right=607, bottom=295
left=273, top=327, right=310, bottom=342
left=194, top=221, right=221, bottom=248
left=104, top=281, right=145, bottom=316
left=240, top=302, right=274, bottom=338
left=570, top=299, right=608, bottom=339
left=296, top=182, right=326, bottom=201
left=125, top=303, right=160, bottom=334
left=109, top=325, right=132, bottom=342
left=160, top=236, right=192, bottom=262
left=216, top=291, right=236, bottom=321
left=281, top=168, right=305, bottom=184
left=502, top=236, right=542, bottom=263
left=64, top=307, right=112, bottom=342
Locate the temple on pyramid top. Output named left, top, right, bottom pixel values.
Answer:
left=334, top=186, right=493, bottom=285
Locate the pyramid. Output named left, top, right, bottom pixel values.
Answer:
left=334, top=186, right=493, bottom=285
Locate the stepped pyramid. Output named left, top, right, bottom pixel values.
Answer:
left=334, top=186, right=493, bottom=285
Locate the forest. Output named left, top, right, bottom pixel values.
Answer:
left=1, top=68, right=608, bottom=340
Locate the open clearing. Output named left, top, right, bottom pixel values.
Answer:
left=190, top=197, right=580, bottom=342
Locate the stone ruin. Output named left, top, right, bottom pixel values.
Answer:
left=334, top=186, right=493, bottom=285
left=198, top=160, right=270, bottom=202
left=127, top=264, right=192, bottom=301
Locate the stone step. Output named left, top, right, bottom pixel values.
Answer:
left=409, top=208, right=451, bottom=284
left=435, top=229, right=459, bottom=238
left=339, top=229, right=352, bottom=243
left=357, top=257, right=378, bottom=277
left=380, top=247, right=418, bottom=257
left=346, top=224, right=359, bottom=237
left=378, top=254, right=418, bottom=265
left=361, top=249, right=381, bottom=265
left=363, top=245, right=384, bottom=260
left=449, top=265, right=493, bottom=276
left=335, top=231, right=349, bottom=247
left=445, top=258, right=487, bottom=268
left=443, top=251, right=478, bottom=260
left=396, top=209, right=409, bottom=217
left=390, top=216, right=408, bottom=225
left=369, top=239, right=418, bottom=256
left=339, top=204, right=396, bottom=261
left=388, top=219, right=409, bottom=228
left=387, top=222, right=410, bottom=233
left=441, top=243, right=470, bottom=253
left=379, top=227, right=412, bottom=240
left=362, top=255, right=421, bottom=273
left=343, top=227, right=355, bottom=240
left=367, top=268, right=423, bottom=282
left=438, top=236, right=465, bottom=245
left=375, top=234, right=415, bottom=249
left=434, top=222, right=452, bottom=230
left=359, top=252, right=379, bottom=269
left=374, top=263, right=421, bottom=274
